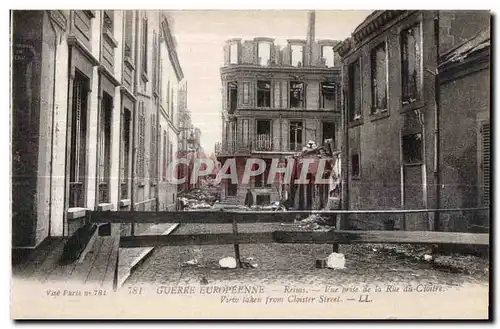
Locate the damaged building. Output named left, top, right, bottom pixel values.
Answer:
left=215, top=11, right=342, bottom=208
left=336, top=10, right=490, bottom=231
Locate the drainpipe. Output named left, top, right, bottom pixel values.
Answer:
left=94, top=12, right=103, bottom=210
left=155, top=12, right=161, bottom=211
left=433, top=11, right=441, bottom=231
left=48, top=16, right=59, bottom=237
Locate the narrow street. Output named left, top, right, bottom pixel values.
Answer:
left=126, top=222, right=489, bottom=288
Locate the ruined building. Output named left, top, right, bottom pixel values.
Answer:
left=216, top=11, right=342, bottom=208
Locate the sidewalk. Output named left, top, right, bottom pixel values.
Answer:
left=117, top=223, right=179, bottom=287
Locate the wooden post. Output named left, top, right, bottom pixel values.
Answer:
left=231, top=213, right=241, bottom=268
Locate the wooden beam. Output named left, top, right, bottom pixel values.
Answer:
left=89, top=207, right=489, bottom=224
left=119, top=232, right=274, bottom=248
left=273, top=230, right=490, bottom=246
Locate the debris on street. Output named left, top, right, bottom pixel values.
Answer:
left=326, top=252, right=346, bottom=269
left=219, top=256, right=237, bottom=269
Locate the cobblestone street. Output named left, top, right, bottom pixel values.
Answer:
left=126, top=223, right=489, bottom=288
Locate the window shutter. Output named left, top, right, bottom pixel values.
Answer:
left=482, top=122, right=490, bottom=206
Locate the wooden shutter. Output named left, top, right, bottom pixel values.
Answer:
left=281, top=81, right=288, bottom=108
left=481, top=122, right=490, bottom=205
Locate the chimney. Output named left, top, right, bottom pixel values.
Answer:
left=306, top=10, right=316, bottom=66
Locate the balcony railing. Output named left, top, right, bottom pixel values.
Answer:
left=254, top=134, right=272, bottom=151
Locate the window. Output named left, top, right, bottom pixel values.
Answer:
left=371, top=42, right=388, bottom=113
left=321, top=82, right=336, bottom=109
left=103, top=10, right=113, bottom=34
left=69, top=72, right=89, bottom=208
left=150, top=114, right=157, bottom=182
left=170, top=87, right=174, bottom=118
left=348, top=59, right=362, bottom=121
left=321, top=45, right=334, bottom=67
left=258, top=41, right=271, bottom=66
left=322, top=122, right=335, bottom=145
left=141, top=16, right=148, bottom=76
left=401, top=24, right=421, bottom=105
left=257, top=80, right=271, bottom=107
left=402, top=133, right=423, bottom=164
left=120, top=108, right=131, bottom=200
left=162, top=130, right=167, bottom=181
left=289, top=121, right=303, bottom=151
left=137, top=102, right=146, bottom=180
left=291, top=44, right=304, bottom=67
left=228, top=81, right=238, bottom=113
left=351, top=153, right=360, bottom=178
left=254, top=160, right=272, bottom=188
left=169, top=142, right=173, bottom=170
left=256, top=120, right=272, bottom=151
left=152, top=31, right=159, bottom=94
left=124, top=11, right=133, bottom=59
left=98, top=92, right=113, bottom=203
left=290, top=81, right=304, bottom=108
left=229, top=43, right=238, bottom=64
left=242, top=82, right=249, bottom=104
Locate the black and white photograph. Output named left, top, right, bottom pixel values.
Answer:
left=9, top=8, right=491, bottom=319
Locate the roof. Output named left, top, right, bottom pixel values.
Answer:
left=440, top=28, right=490, bottom=68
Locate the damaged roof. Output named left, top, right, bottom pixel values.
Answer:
left=439, top=28, right=490, bottom=69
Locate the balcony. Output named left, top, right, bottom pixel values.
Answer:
left=253, top=134, right=272, bottom=151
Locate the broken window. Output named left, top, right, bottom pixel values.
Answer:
left=351, top=153, right=360, bottom=178
left=69, top=71, right=90, bottom=208
left=228, top=81, right=238, bottom=113
left=257, top=80, right=271, bottom=107
left=242, top=82, right=249, bottom=104
left=229, top=43, right=238, bottom=64
left=98, top=92, right=113, bottom=203
left=322, top=122, right=335, bottom=146
left=256, top=120, right=272, bottom=151
left=120, top=108, right=131, bottom=200
left=401, top=23, right=421, bottom=105
left=258, top=41, right=271, bottom=66
left=402, top=133, right=423, bottom=164
left=321, top=45, right=334, bottom=67
left=289, top=121, right=303, bottom=151
left=290, top=81, right=304, bottom=108
left=348, top=59, right=361, bottom=121
left=291, top=44, right=304, bottom=67
left=371, top=42, right=388, bottom=113
left=321, top=82, right=336, bottom=109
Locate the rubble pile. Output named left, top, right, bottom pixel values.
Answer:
left=295, top=214, right=334, bottom=231
left=178, top=188, right=219, bottom=210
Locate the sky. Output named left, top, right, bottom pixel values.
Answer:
left=170, top=10, right=372, bottom=155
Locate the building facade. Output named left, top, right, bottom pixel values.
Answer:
left=215, top=11, right=342, bottom=208
left=336, top=10, right=490, bottom=231
left=11, top=10, right=186, bottom=249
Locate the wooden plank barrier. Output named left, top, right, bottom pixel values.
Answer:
left=88, top=206, right=489, bottom=279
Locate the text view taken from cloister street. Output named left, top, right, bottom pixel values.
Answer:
left=11, top=10, right=490, bottom=319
